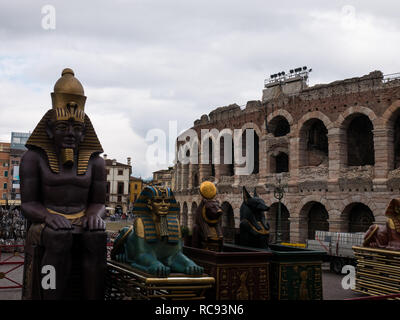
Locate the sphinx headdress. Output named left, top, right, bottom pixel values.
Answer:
left=25, top=68, right=103, bottom=174
left=131, top=186, right=180, bottom=243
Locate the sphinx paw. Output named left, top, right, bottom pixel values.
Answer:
left=148, top=263, right=170, bottom=277
left=185, top=264, right=204, bottom=275
left=116, top=253, right=127, bottom=263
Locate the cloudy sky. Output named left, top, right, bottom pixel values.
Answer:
left=1, top=0, right=399, bottom=179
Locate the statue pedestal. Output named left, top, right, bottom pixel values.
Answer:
left=105, top=260, right=214, bottom=300
left=184, top=244, right=325, bottom=300
left=183, top=244, right=272, bottom=300
left=267, top=244, right=325, bottom=300
left=353, top=246, right=400, bottom=296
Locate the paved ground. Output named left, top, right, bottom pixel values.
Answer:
left=322, top=269, right=366, bottom=300
left=0, top=252, right=24, bottom=300
left=0, top=254, right=367, bottom=300
left=105, top=219, right=132, bottom=232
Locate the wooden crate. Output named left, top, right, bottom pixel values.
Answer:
left=353, top=246, right=400, bottom=297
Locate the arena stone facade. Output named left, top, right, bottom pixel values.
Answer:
left=172, top=70, right=400, bottom=244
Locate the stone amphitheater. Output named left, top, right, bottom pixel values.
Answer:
left=172, top=70, right=400, bottom=244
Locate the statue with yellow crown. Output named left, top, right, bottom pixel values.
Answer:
left=191, top=181, right=224, bottom=252
left=111, top=186, right=204, bottom=276
left=20, top=68, right=107, bottom=299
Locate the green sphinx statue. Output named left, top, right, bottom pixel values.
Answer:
left=111, top=186, right=203, bottom=276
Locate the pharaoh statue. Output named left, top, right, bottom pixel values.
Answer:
left=363, top=198, right=400, bottom=251
left=111, top=186, right=203, bottom=276
left=191, top=181, right=224, bottom=252
left=20, top=68, right=107, bottom=299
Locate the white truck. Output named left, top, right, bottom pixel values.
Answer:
left=306, top=230, right=365, bottom=274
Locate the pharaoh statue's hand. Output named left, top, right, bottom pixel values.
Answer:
left=83, top=215, right=105, bottom=231
left=44, top=213, right=72, bottom=230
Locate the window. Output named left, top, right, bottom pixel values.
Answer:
left=117, top=196, right=122, bottom=202
left=134, top=184, right=138, bottom=190
left=12, top=137, right=20, bottom=144
left=4, top=171, right=8, bottom=177
left=118, top=182, right=124, bottom=194
left=106, top=169, right=110, bottom=175
left=106, top=182, right=110, bottom=194
left=118, top=170, right=123, bottom=175
left=3, top=183, right=7, bottom=190
left=106, top=195, right=109, bottom=202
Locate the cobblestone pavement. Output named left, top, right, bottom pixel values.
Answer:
left=0, top=255, right=367, bottom=300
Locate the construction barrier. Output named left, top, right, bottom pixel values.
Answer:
left=0, top=245, right=25, bottom=289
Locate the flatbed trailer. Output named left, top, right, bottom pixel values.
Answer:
left=306, top=231, right=365, bottom=274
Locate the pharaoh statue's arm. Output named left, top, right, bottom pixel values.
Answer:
left=83, top=155, right=106, bottom=231
left=20, top=150, right=72, bottom=230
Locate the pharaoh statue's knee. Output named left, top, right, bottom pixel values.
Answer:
left=41, top=227, right=73, bottom=253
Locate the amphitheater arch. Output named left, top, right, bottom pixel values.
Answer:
left=267, top=109, right=294, bottom=127
left=268, top=115, right=291, bottom=137
left=221, top=201, right=236, bottom=243
left=335, top=106, right=378, bottom=129
left=182, top=202, right=189, bottom=228
left=267, top=202, right=290, bottom=243
left=298, top=118, right=329, bottom=167
left=382, top=101, right=400, bottom=169
left=341, top=202, right=375, bottom=233
left=191, top=201, right=198, bottom=224
left=298, top=200, right=330, bottom=242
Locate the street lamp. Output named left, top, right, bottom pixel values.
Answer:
left=273, top=176, right=285, bottom=244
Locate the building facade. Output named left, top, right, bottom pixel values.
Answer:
left=173, top=70, right=400, bottom=244
left=8, top=132, right=30, bottom=205
left=104, top=155, right=132, bottom=214
left=0, top=142, right=10, bottom=205
left=129, top=176, right=143, bottom=206
left=152, top=167, right=174, bottom=189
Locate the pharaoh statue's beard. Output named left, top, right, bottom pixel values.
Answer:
left=61, top=148, right=74, bottom=166
left=159, top=215, right=169, bottom=237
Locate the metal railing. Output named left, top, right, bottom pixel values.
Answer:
left=383, top=73, right=400, bottom=83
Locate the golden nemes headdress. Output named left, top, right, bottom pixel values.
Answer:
left=25, top=68, right=103, bottom=174
left=131, top=186, right=180, bottom=243
left=200, top=181, right=217, bottom=199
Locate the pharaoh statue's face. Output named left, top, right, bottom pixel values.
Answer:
left=148, top=196, right=171, bottom=216
left=47, top=117, right=85, bottom=151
